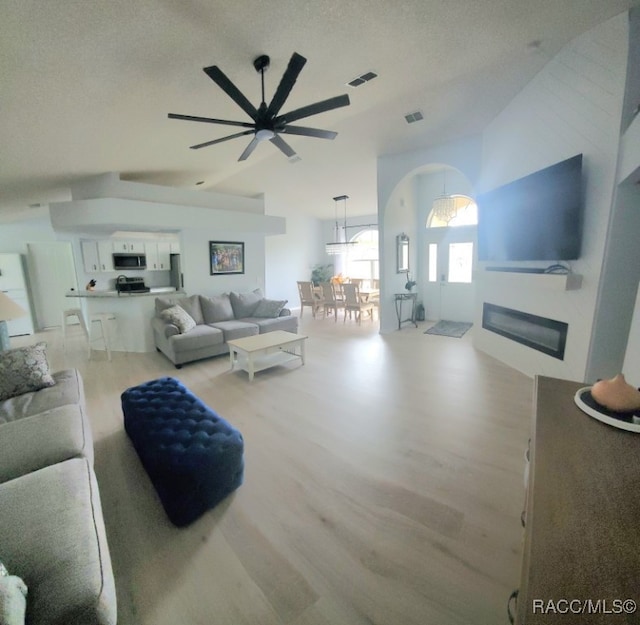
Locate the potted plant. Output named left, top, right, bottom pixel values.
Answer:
left=311, top=263, right=334, bottom=286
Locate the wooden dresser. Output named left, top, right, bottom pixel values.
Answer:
left=517, top=375, right=640, bottom=624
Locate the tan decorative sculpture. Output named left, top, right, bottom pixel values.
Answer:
left=591, top=374, right=640, bottom=412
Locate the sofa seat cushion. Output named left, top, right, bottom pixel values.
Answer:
left=0, top=369, right=83, bottom=424
left=241, top=315, right=299, bottom=334
left=0, top=458, right=117, bottom=625
left=169, top=324, right=224, bottom=354
left=0, top=404, right=92, bottom=484
left=208, top=320, right=259, bottom=342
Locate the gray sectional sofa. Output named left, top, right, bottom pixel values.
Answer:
left=0, top=356, right=117, bottom=625
left=152, top=289, right=298, bottom=368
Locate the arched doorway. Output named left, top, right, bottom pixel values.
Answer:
left=423, top=194, right=477, bottom=322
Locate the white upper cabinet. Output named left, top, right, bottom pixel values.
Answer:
left=113, top=240, right=145, bottom=253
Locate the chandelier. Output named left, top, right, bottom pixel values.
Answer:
left=325, top=195, right=358, bottom=255
left=431, top=171, right=457, bottom=224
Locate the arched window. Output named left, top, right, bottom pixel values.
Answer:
left=426, top=195, right=478, bottom=228
left=345, top=229, right=378, bottom=284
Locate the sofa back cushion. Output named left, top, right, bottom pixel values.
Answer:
left=155, top=295, right=203, bottom=325
left=200, top=294, right=235, bottom=324
left=253, top=298, right=288, bottom=318
left=229, top=288, right=264, bottom=318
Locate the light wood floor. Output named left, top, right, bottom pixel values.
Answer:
left=17, top=314, right=533, bottom=625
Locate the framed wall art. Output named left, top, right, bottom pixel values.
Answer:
left=209, top=241, right=245, bottom=275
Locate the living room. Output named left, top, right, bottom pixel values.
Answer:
left=1, top=3, right=640, bottom=625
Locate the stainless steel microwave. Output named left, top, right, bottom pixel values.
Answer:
left=112, top=253, right=147, bottom=270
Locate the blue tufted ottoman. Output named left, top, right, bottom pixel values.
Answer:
left=121, top=377, right=244, bottom=527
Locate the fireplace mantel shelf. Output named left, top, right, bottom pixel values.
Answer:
left=477, top=270, right=582, bottom=291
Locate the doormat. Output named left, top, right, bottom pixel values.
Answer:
left=424, top=321, right=473, bottom=338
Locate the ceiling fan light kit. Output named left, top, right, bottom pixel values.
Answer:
left=169, top=52, right=351, bottom=162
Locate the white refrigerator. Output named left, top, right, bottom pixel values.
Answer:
left=0, top=254, right=34, bottom=336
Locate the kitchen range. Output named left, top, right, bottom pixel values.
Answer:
left=116, top=276, right=150, bottom=294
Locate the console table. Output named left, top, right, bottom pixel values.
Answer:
left=394, top=292, right=417, bottom=330
left=515, top=375, right=640, bottom=624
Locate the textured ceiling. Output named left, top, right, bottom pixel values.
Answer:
left=1, top=0, right=638, bottom=220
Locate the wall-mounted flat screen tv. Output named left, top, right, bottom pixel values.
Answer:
left=477, top=154, right=584, bottom=262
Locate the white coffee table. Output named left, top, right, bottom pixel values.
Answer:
left=227, top=331, right=308, bottom=381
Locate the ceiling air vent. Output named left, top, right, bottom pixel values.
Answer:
left=347, top=71, right=378, bottom=88
left=405, top=110, right=424, bottom=124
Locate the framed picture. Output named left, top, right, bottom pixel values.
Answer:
left=209, top=241, right=245, bottom=275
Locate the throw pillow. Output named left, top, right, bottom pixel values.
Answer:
left=253, top=298, right=288, bottom=318
left=160, top=305, right=196, bottom=334
left=0, top=561, right=27, bottom=625
left=229, top=288, right=264, bottom=319
left=200, top=294, right=235, bottom=324
left=0, top=342, right=56, bottom=402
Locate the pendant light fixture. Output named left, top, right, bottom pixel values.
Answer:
left=325, top=195, right=357, bottom=255
left=431, top=170, right=457, bottom=224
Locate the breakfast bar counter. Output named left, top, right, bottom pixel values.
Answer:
left=66, top=287, right=184, bottom=353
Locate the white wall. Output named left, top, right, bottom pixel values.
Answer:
left=265, top=200, right=325, bottom=308
left=474, top=14, right=629, bottom=381
left=623, top=285, right=640, bottom=383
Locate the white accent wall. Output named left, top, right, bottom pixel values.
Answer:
left=474, top=14, right=629, bottom=381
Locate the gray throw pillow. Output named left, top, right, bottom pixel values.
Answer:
left=160, top=305, right=196, bottom=334
left=0, top=342, right=56, bottom=402
left=229, top=288, right=264, bottom=318
left=200, top=294, right=234, bottom=323
left=253, top=298, right=288, bottom=318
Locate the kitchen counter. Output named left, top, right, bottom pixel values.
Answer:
left=65, top=287, right=184, bottom=353
left=66, top=287, right=182, bottom=298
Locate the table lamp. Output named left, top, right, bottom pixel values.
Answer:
left=0, top=291, right=27, bottom=351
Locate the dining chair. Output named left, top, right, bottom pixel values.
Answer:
left=342, top=283, right=375, bottom=325
left=297, top=281, right=324, bottom=318
left=319, top=282, right=344, bottom=322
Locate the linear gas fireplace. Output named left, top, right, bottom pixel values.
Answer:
left=482, top=303, right=568, bottom=360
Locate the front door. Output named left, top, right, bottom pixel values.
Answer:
left=423, top=225, right=476, bottom=322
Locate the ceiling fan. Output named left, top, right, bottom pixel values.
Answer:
left=168, top=52, right=351, bottom=161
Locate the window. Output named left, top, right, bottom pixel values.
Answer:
left=428, top=244, right=437, bottom=282
left=345, top=229, right=379, bottom=284
left=426, top=195, right=477, bottom=228
left=448, top=242, right=473, bottom=283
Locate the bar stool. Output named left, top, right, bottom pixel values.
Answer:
left=61, top=308, right=89, bottom=349
left=89, top=313, right=116, bottom=361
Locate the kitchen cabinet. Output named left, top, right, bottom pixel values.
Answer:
left=97, top=241, right=115, bottom=272
left=144, top=242, right=159, bottom=271
left=81, top=241, right=101, bottom=273
left=81, top=240, right=115, bottom=273
left=113, top=240, right=145, bottom=253
left=144, top=242, right=172, bottom=271
left=170, top=242, right=180, bottom=254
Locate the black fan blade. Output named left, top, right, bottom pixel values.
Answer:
left=190, top=130, right=254, bottom=150
left=168, top=113, right=254, bottom=129
left=266, top=52, right=307, bottom=118
left=203, top=65, right=258, bottom=120
left=275, top=94, right=350, bottom=125
left=280, top=125, right=337, bottom=140
left=270, top=134, right=296, bottom=158
left=238, top=136, right=260, bottom=161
